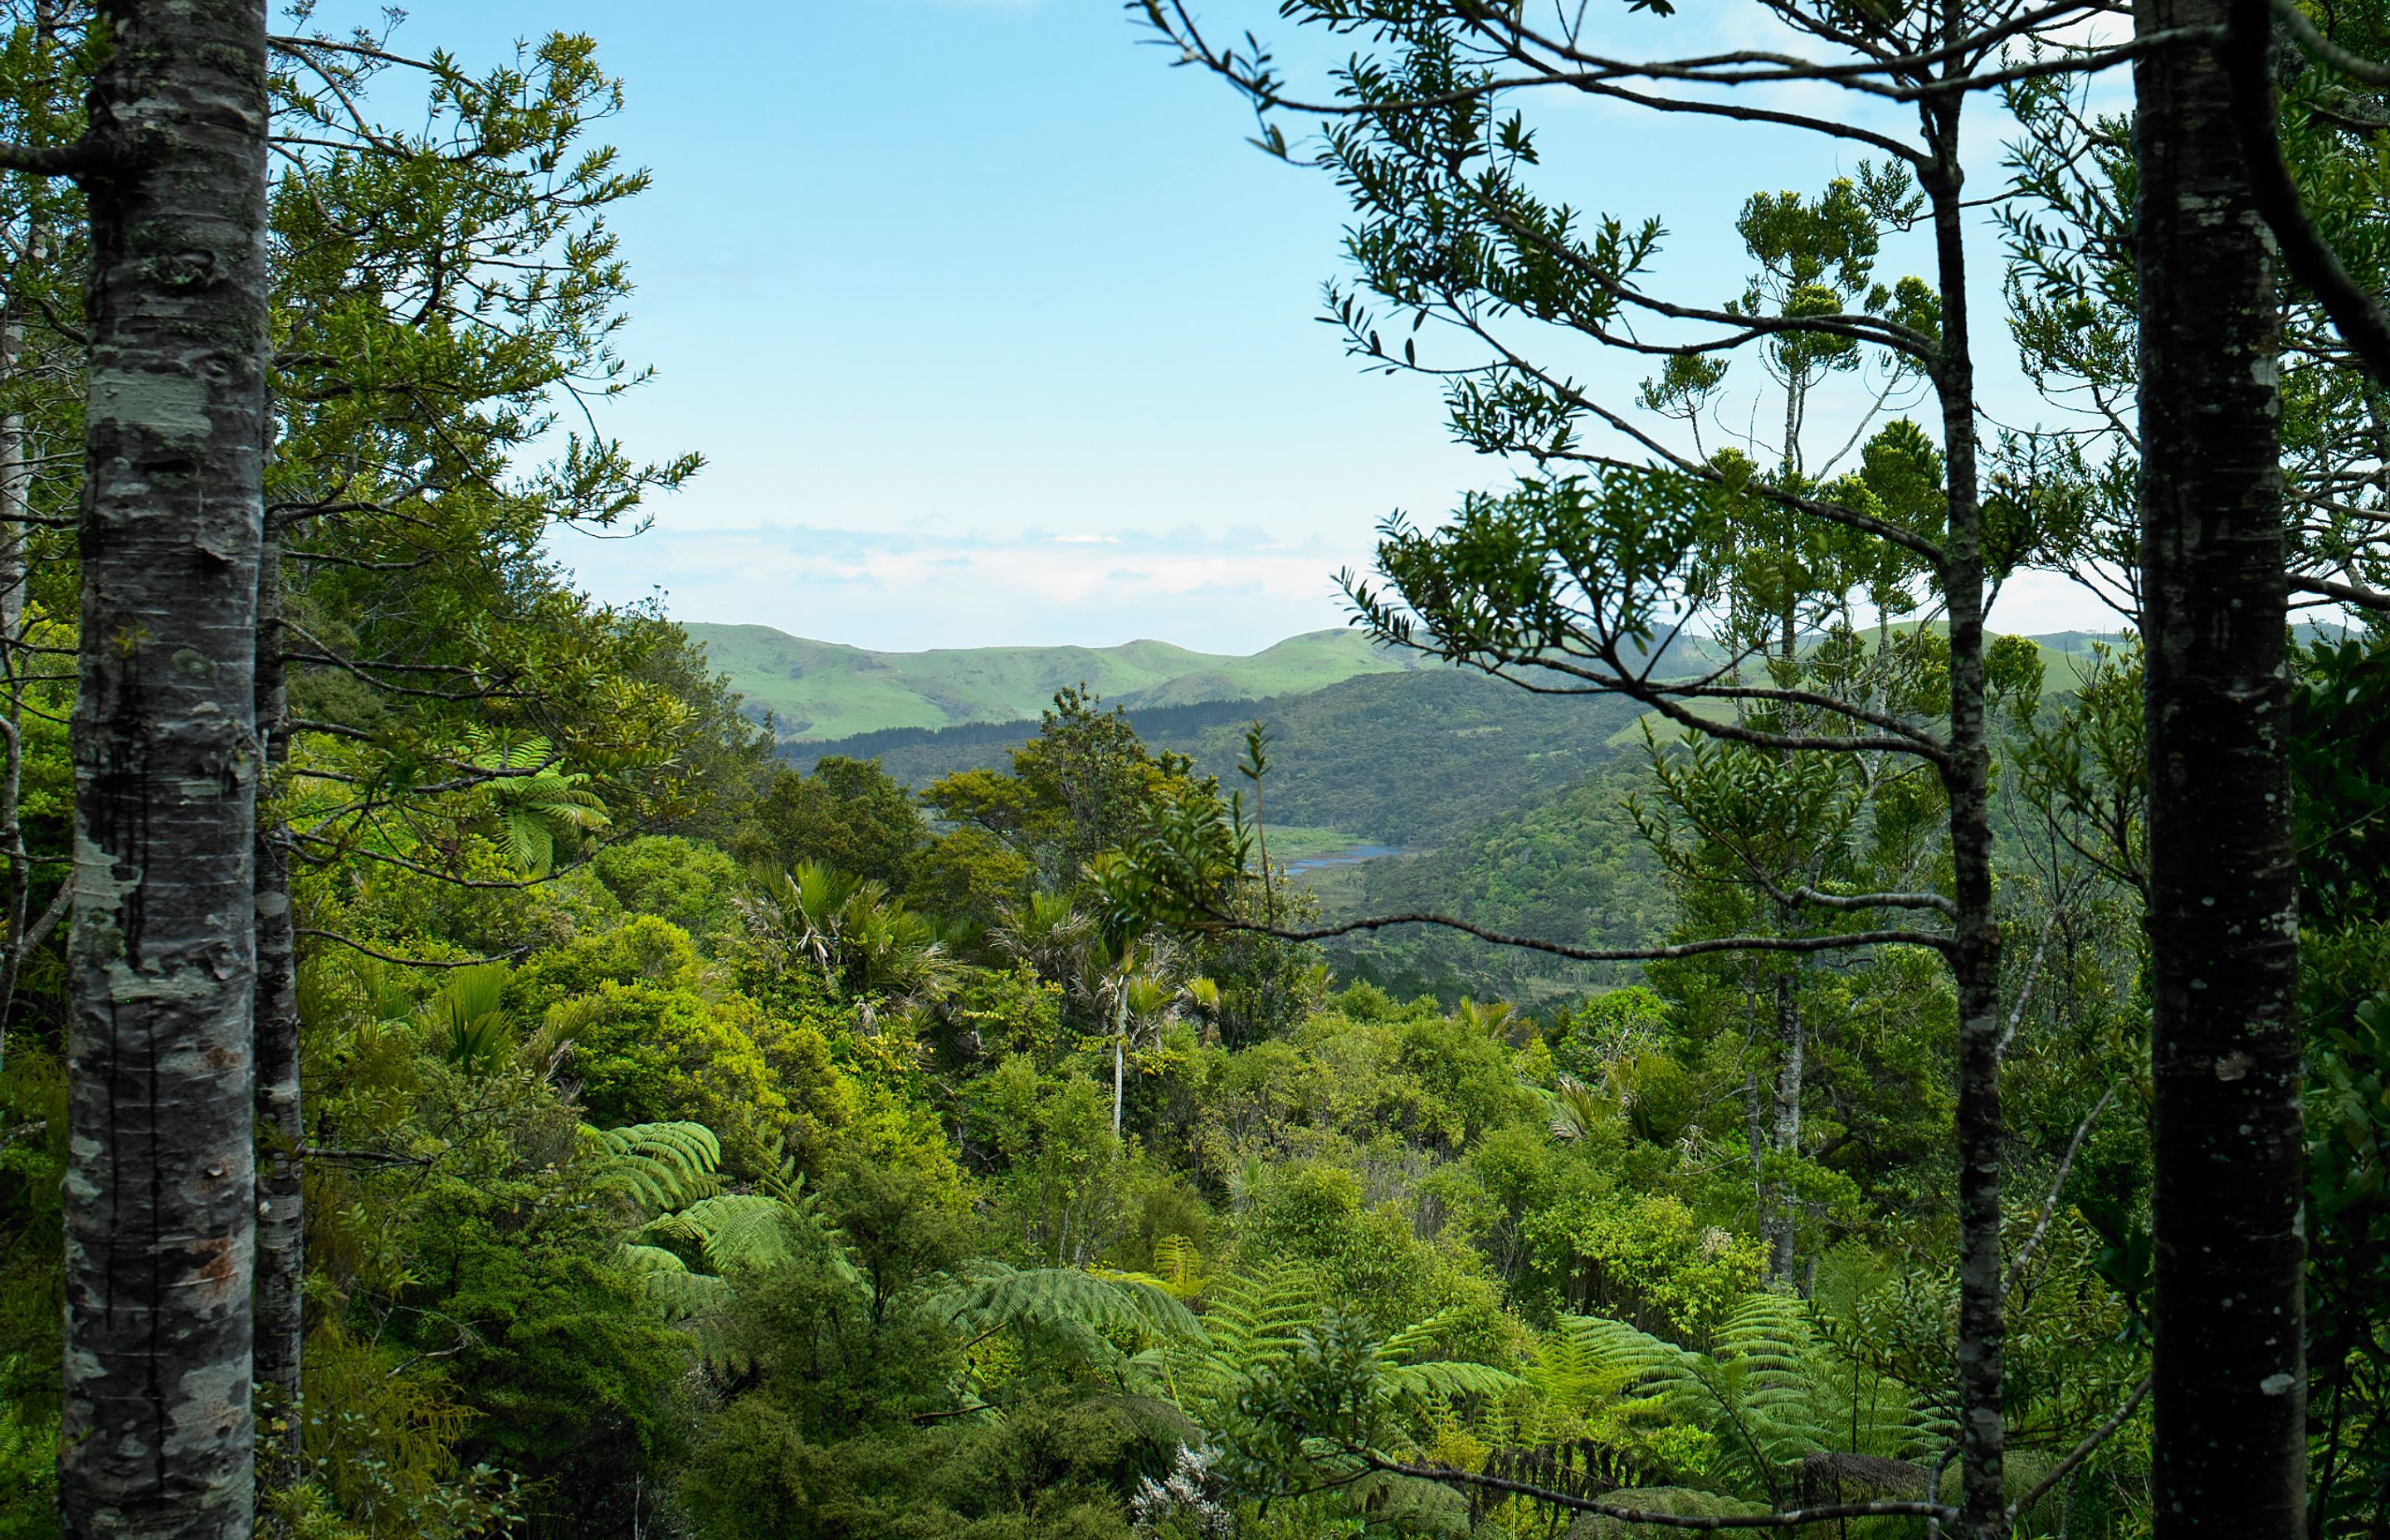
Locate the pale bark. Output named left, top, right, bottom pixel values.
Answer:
left=1112, top=984, right=1127, bottom=1138
left=0, top=228, right=28, bottom=643
left=252, top=524, right=301, bottom=1470
left=0, top=271, right=22, bottom=1079
left=2134, top=2, right=2305, bottom=1534
left=61, top=2, right=271, bottom=1536
left=1768, top=972, right=1803, bottom=1286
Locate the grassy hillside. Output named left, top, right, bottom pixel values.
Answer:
left=689, top=622, right=1422, bottom=741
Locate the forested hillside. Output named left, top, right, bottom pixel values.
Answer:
left=689, top=623, right=1424, bottom=742
left=798, top=669, right=1647, bottom=846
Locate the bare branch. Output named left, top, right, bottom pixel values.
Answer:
left=2005, top=1372, right=2153, bottom=1518
left=1185, top=902, right=1951, bottom=960
left=1368, top=1455, right=1955, bottom=1528
left=2292, top=573, right=2390, bottom=611
left=0, top=139, right=93, bottom=178
left=295, top=926, right=529, bottom=968
left=2007, top=1082, right=2118, bottom=1291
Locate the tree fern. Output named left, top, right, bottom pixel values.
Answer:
left=1166, top=1260, right=1329, bottom=1411
left=586, top=1120, right=721, bottom=1211
left=1150, top=1234, right=1205, bottom=1299
left=613, top=1154, right=866, bottom=1372
left=644, top=1177, right=864, bottom=1291
left=1503, top=1293, right=1935, bottom=1509
left=462, top=728, right=609, bottom=876
left=931, top=1260, right=1202, bottom=1367
left=1684, top=1294, right=1832, bottom=1502
left=617, top=1243, right=732, bottom=1321
left=1380, top=1358, right=1525, bottom=1402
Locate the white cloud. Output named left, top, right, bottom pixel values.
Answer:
left=551, top=519, right=1371, bottom=652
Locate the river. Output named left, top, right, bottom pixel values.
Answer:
left=1284, top=843, right=1409, bottom=875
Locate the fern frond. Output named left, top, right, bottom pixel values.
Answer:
left=587, top=1121, right=721, bottom=1212
left=1151, top=1233, right=1205, bottom=1299
left=1382, top=1303, right=1480, bottom=1362
left=618, top=1244, right=733, bottom=1322
left=1382, top=1359, right=1527, bottom=1401
left=935, top=1262, right=1204, bottom=1362
left=645, top=1192, right=863, bottom=1299
left=1196, top=1260, right=1326, bottom=1362
left=1672, top=1294, right=1832, bottom=1501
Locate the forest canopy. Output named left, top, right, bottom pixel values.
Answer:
left=0, top=2, right=2384, bottom=1540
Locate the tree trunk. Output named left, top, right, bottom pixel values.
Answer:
left=0, top=222, right=27, bottom=1078
left=0, top=227, right=28, bottom=644
left=2134, top=3, right=2305, bottom=1534
left=1926, top=130, right=2008, bottom=1540
left=1768, top=972, right=1803, bottom=1287
left=252, top=525, right=302, bottom=1474
left=61, top=2, right=271, bottom=1536
left=1113, top=986, right=1127, bottom=1139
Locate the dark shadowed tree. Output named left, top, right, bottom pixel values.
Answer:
left=0, top=0, right=276, bottom=1533
left=2007, top=8, right=2359, bottom=1528
left=2136, top=6, right=2304, bottom=1535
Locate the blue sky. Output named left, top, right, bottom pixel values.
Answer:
left=383, top=0, right=2114, bottom=653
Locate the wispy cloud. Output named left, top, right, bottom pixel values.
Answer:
left=552, top=520, right=1369, bottom=652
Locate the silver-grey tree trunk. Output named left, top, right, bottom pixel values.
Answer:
left=2133, top=2, right=2305, bottom=1535
left=1768, top=972, right=1803, bottom=1287
left=252, top=525, right=301, bottom=1470
left=61, top=2, right=271, bottom=1535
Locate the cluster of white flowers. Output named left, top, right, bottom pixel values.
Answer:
left=1129, top=1444, right=1236, bottom=1540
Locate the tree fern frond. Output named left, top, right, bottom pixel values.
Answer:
left=618, top=1244, right=733, bottom=1322
left=1151, top=1234, right=1206, bottom=1299
left=1382, top=1359, right=1527, bottom=1401
left=587, top=1120, right=722, bottom=1212
left=935, top=1262, right=1204, bottom=1361
left=1382, top=1302, right=1481, bottom=1362
left=1195, top=1261, right=1328, bottom=1361
left=645, top=1191, right=863, bottom=1299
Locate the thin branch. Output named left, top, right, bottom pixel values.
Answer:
left=20, top=876, right=67, bottom=954
left=269, top=32, right=443, bottom=77
left=2291, top=573, right=2390, bottom=611
left=0, top=139, right=92, bottom=178
left=1368, top=1455, right=1955, bottom=1528
left=2007, top=1082, right=2117, bottom=1291
left=1186, top=903, right=1951, bottom=960
left=300, top=1145, right=434, bottom=1167
left=1780, top=882, right=1957, bottom=916
left=295, top=926, right=529, bottom=967
left=2266, top=0, right=2390, bottom=83
left=2005, top=1372, right=2153, bottom=1518
left=1452, top=322, right=1952, bottom=568
left=1466, top=655, right=1953, bottom=764
left=1997, top=905, right=2064, bottom=1055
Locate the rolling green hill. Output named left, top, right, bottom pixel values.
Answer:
left=769, top=624, right=2147, bottom=1004
left=687, top=622, right=1424, bottom=742
left=787, top=627, right=2119, bottom=833
left=791, top=668, right=1647, bottom=847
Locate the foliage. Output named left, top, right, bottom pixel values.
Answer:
left=5, top=7, right=2347, bottom=1538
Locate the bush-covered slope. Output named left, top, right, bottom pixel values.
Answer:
left=688, top=622, right=1424, bottom=741
left=793, top=668, right=1646, bottom=848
